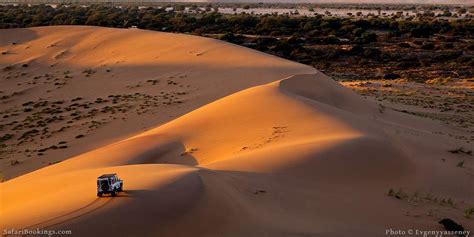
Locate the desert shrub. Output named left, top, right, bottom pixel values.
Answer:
left=442, top=42, right=454, bottom=49
left=354, top=32, right=377, bottom=44
left=467, top=59, right=474, bottom=67
left=395, top=60, right=421, bottom=69
left=439, top=219, right=464, bottom=232
left=0, top=133, right=13, bottom=142
left=219, top=32, right=245, bottom=44
left=348, top=45, right=364, bottom=55
left=352, top=27, right=365, bottom=37
left=175, top=5, right=185, bottom=11
left=432, top=51, right=462, bottom=62
left=363, top=48, right=382, bottom=58
left=384, top=73, right=401, bottom=79
left=387, top=188, right=408, bottom=199
left=413, top=40, right=424, bottom=45
left=323, top=35, right=340, bottom=44
left=398, top=42, right=411, bottom=48
left=421, top=43, right=435, bottom=50
left=272, top=41, right=300, bottom=57
left=448, top=147, right=472, bottom=155
left=465, top=208, right=474, bottom=218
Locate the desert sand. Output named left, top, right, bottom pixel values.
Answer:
left=0, top=26, right=472, bottom=236
left=0, top=26, right=314, bottom=180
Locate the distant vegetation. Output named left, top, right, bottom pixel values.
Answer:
left=1, top=4, right=471, bottom=37
left=0, top=4, right=473, bottom=81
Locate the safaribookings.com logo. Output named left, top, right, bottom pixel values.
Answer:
left=386, top=228, right=470, bottom=237
left=3, top=228, right=72, bottom=236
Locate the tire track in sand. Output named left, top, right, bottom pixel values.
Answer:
left=16, top=197, right=114, bottom=236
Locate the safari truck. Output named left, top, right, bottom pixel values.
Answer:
left=97, top=173, right=123, bottom=197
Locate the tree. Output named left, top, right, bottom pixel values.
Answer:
left=354, top=32, right=377, bottom=44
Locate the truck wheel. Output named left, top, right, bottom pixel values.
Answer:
left=97, top=192, right=102, bottom=197
left=118, top=184, right=123, bottom=192
left=111, top=190, right=117, bottom=197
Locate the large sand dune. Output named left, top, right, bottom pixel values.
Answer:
left=0, top=26, right=473, bottom=236
left=0, top=26, right=314, bottom=179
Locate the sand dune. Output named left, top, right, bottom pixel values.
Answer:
left=0, top=26, right=314, bottom=179
left=0, top=26, right=473, bottom=236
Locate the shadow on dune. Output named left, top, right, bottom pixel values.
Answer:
left=192, top=168, right=413, bottom=237
left=205, top=135, right=415, bottom=185
left=20, top=198, right=114, bottom=234
left=279, top=73, right=376, bottom=115
left=121, top=137, right=199, bottom=166
left=18, top=189, right=153, bottom=235
left=122, top=189, right=157, bottom=197
left=0, top=28, right=39, bottom=47
left=273, top=135, right=415, bottom=183
left=45, top=171, right=205, bottom=237
left=32, top=135, right=416, bottom=237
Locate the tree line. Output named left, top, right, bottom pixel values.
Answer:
left=0, top=4, right=472, bottom=40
